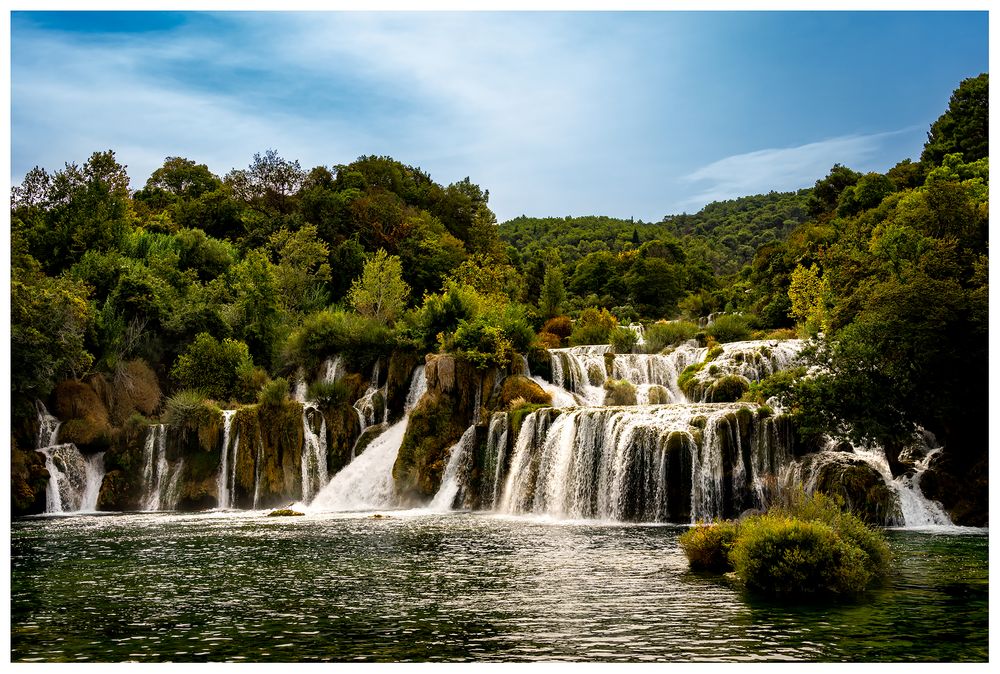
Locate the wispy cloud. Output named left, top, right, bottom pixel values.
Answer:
left=675, top=128, right=920, bottom=212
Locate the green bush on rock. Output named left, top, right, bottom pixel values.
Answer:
left=643, top=321, right=699, bottom=352
left=680, top=491, right=892, bottom=597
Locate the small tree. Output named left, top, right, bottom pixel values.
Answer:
left=171, top=332, right=254, bottom=401
left=539, top=264, right=566, bottom=319
left=788, top=263, right=828, bottom=335
left=347, top=248, right=410, bottom=325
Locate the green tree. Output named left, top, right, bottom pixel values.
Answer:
left=170, top=332, right=254, bottom=401
left=348, top=249, right=411, bottom=324
left=539, top=262, right=566, bottom=319
left=788, top=263, right=828, bottom=334
left=921, top=73, right=988, bottom=166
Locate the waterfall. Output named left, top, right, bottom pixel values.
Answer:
left=215, top=410, right=238, bottom=509
left=300, top=404, right=329, bottom=503
left=34, top=402, right=105, bottom=513
left=428, top=425, right=478, bottom=511
left=484, top=412, right=511, bottom=508
left=37, top=445, right=106, bottom=513
left=321, top=356, right=343, bottom=384
left=494, top=403, right=799, bottom=522
left=627, top=323, right=646, bottom=347
left=36, top=401, right=62, bottom=448
left=252, top=427, right=265, bottom=509
left=549, top=345, right=611, bottom=405
left=140, top=425, right=184, bottom=511
left=611, top=344, right=705, bottom=402
left=684, top=340, right=806, bottom=402
left=307, top=365, right=426, bottom=512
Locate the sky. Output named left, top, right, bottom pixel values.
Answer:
left=9, top=9, right=990, bottom=223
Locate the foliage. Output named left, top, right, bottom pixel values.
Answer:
left=307, top=379, right=351, bottom=407
left=163, top=389, right=219, bottom=429
left=446, top=303, right=535, bottom=369
left=539, top=262, right=566, bottom=319
left=788, top=263, right=828, bottom=335
left=683, top=491, right=892, bottom=597
left=257, top=377, right=290, bottom=408
left=541, top=315, right=573, bottom=339
left=609, top=326, right=639, bottom=353
left=678, top=520, right=740, bottom=572
left=705, top=314, right=752, bottom=343
left=170, top=333, right=255, bottom=402
left=921, top=73, right=988, bottom=166
left=568, top=307, right=618, bottom=346
left=643, top=321, right=698, bottom=352
left=348, top=248, right=411, bottom=325
left=283, top=309, right=398, bottom=373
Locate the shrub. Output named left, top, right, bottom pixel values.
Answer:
left=742, top=367, right=808, bottom=405
left=307, top=379, right=351, bottom=407
left=568, top=307, right=618, bottom=346
left=171, top=332, right=254, bottom=402
left=679, top=520, right=741, bottom=572
left=685, top=491, right=894, bottom=597
left=677, top=362, right=706, bottom=397
left=446, top=303, right=536, bottom=369
left=283, top=309, right=397, bottom=373
left=258, top=377, right=290, bottom=408
left=405, top=283, right=482, bottom=351
left=499, top=375, right=552, bottom=408
left=644, top=321, right=699, bottom=352
left=729, top=515, right=872, bottom=595
left=163, top=389, right=218, bottom=428
left=541, top=315, right=573, bottom=339
left=706, top=314, right=752, bottom=343
left=609, top=326, right=639, bottom=353
left=537, top=331, right=563, bottom=349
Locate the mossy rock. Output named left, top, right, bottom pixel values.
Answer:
left=644, top=385, right=671, bottom=405
left=707, top=376, right=750, bottom=403
left=53, top=379, right=112, bottom=450
left=10, top=442, right=48, bottom=515
left=497, top=375, right=551, bottom=410
left=811, top=458, right=902, bottom=525
left=268, top=508, right=304, bottom=517
left=603, top=378, right=637, bottom=406
left=393, top=391, right=468, bottom=502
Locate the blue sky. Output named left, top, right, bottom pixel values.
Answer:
left=10, top=10, right=989, bottom=222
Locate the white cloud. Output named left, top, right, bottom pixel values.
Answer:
left=675, top=129, right=917, bottom=212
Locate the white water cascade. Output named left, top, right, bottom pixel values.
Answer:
left=491, top=337, right=952, bottom=526
left=215, top=410, right=239, bottom=509
left=428, top=425, right=478, bottom=511
left=307, top=365, right=426, bottom=512
left=34, top=402, right=106, bottom=513
left=300, top=404, right=329, bottom=503
left=140, top=424, right=184, bottom=511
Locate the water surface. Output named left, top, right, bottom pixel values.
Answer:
left=10, top=511, right=988, bottom=662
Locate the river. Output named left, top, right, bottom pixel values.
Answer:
left=10, top=510, right=988, bottom=662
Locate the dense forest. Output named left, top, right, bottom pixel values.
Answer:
left=11, top=73, right=988, bottom=519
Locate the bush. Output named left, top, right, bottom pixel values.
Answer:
left=283, top=309, right=397, bottom=373
left=171, top=332, right=254, bottom=402
left=682, top=491, right=893, bottom=597
left=499, top=375, right=552, bottom=408
left=163, top=389, right=218, bottom=428
left=307, top=379, right=351, bottom=407
left=568, top=307, right=618, bottom=346
left=447, top=303, right=536, bottom=369
left=258, top=377, right=289, bottom=408
left=677, top=362, right=706, bottom=397
left=405, top=283, right=482, bottom=352
left=541, top=315, right=572, bottom=339
left=679, top=520, right=740, bottom=572
left=706, top=314, right=752, bottom=343
left=729, top=515, right=872, bottom=595
left=742, top=367, right=808, bottom=404
left=609, top=326, right=639, bottom=353
left=537, top=331, right=563, bottom=349
left=644, top=321, right=699, bottom=352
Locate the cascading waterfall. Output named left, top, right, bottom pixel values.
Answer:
left=428, top=425, right=478, bottom=511
left=494, top=336, right=952, bottom=526
left=300, top=404, right=329, bottom=503
left=484, top=412, right=510, bottom=508
left=215, top=410, right=238, bottom=509
left=34, top=402, right=106, bottom=513
left=353, top=360, right=384, bottom=432
left=140, top=424, right=184, bottom=511
left=307, top=365, right=426, bottom=512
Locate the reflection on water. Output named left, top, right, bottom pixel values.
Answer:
left=10, top=511, right=988, bottom=662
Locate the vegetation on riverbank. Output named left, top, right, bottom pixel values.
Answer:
left=680, top=491, right=893, bottom=596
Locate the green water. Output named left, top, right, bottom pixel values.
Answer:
left=9, top=511, right=988, bottom=662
